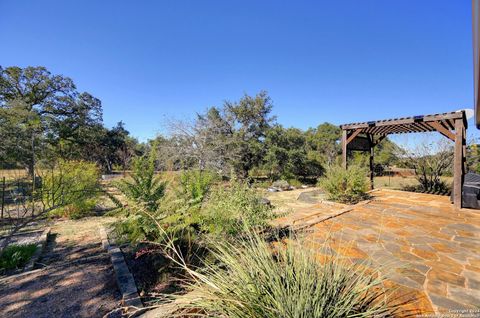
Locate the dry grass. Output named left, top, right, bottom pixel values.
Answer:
left=52, top=216, right=117, bottom=243
left=0, top=169, right=28, bottom=181
left=374, top=176, right=453, bottom=190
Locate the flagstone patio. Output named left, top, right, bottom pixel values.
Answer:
left=273, top=189, right=480, bottom=315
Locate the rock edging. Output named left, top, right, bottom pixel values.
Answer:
left=23, top=227, right=50, bottom=272
left=99, top=226, right=143, bottom=310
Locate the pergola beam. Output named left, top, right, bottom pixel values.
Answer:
left=373, top=134, right=387, bottom=146
left=346, top=129, right=362, bottom=145
left=340, top=111, right=464, bottom=131
left=427, top=122, right=455, bottom=141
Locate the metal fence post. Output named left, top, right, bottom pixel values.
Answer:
left=1, top=177, right=5, bottom=219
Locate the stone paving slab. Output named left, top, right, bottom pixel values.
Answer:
left=275, top=189, right=480, bottom=315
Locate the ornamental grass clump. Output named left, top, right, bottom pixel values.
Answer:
left=167, top=231, right=399, bottom=318
left=318, top=164, right=368, bottom=204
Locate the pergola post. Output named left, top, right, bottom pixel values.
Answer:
left=342, top=130, right=347, bottom=169
left=367, top=134, right=374, bottom=190
left=453, top=117, right=466, bottom=209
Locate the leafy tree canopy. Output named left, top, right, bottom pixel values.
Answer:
left=0, top=66, right=102, bottom=171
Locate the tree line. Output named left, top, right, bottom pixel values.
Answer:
left=153, top=91, right=400, bottom=181
left=1, top=65, right=400, bottom=180
left=0, top=66, right=142, bottom=174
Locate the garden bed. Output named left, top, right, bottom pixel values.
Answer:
left=0, top=226, right=50, bottom=275
left=0, top=228, right=44, bottom=246
left=120, top=243, right=185, bottom=304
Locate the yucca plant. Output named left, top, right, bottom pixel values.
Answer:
left=161, top=230, right=400, bottom=318
left=116, top=151, right=167, bottom=212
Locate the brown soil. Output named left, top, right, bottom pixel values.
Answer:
left=0, top=217, right=121, bottom=318
left=121, top=243, right=187, bottom=304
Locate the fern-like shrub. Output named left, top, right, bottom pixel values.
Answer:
left=114, top=152, right=167, bottom=242
left=318, top=165, right=368, bottom=204
left=179, top=170, right=216, bottom=206
left=116, top=155, right=167, bottom=212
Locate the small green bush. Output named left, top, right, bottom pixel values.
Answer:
left=201, top=181, right=274, bottom=237
left=179, top=170, right=216, bottom=206
left=114, top=212, right=161, bottom=243
left=252, top=180, right=270, bottom=189
left=116, top=155, right=167, bottom=212
left=43, top=160, right=100, bottom=219
left=114, top=170, right=214, bottom=244
left=318, top=165, right=368, bottom=204
left=0, top=244, right=37, bottom=271
left=287, top=178, right=302, bottom=188
left=114, top=153, right=167, bottom=243
left=171, top=231, right=400, bottom=317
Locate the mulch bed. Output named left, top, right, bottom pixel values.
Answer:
left=121, top=243, right=185, bottom=303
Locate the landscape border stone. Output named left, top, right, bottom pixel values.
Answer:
left=23, top=227, right=50, bottom=272
left=99, top=226, right=144, bottom=310
left=292, top=200, right=372, bottom=231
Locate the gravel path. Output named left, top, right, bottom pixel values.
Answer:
left=0, top=217, right=121, bottom=318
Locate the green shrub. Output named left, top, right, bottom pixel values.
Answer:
left=252, top=180, right=270, bottom=189
left=51, top=198, right=98, bottom=219
left=287, top=178, right=303, bottom=188
left=116, top=154, right=167, bottom=212
left=179, top=170, right=216, bottom=206
left=318, top=165, right=368, bottom=204
left=113, top=170, right=213, bottom=244
left=200, top=181, right=274, bottom=237
left=0, top=244, right=37, bottom=271
left=170, top=231, right=400, bottom=317
left=114, top=153, right=167, bottom=243
left=43, top=160, right=100, bottom=218
left=150, top=170, right=217, bottom=245
left=114, top=212, right=162, bottom=243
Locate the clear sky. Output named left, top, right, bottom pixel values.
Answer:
left=0, top=0, right=476, bottom=141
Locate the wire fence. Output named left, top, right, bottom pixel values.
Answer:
left=0, top=173, right=107, bottom=251
left=1, top=176, right=31, bottom=220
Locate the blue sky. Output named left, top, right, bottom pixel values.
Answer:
left=0, top=0, right=475, bottom=141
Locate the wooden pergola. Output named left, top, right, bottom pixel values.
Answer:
left=340, top=110, right=467, bottom=209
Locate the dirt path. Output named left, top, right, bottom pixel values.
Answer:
left=0, top=216, right=121, bottom=318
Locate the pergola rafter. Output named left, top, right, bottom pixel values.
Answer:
left=340, top=110, right=467, bottom=209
